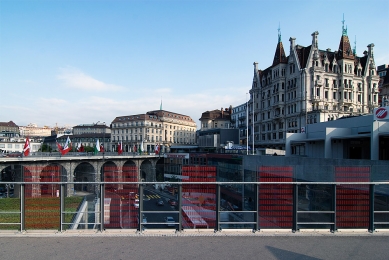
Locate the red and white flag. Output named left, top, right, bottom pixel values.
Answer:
left=118, top=142, right=123, bottom=155
left=77, top=142, right=84, bottom=152
left=23, top=137, right=30, bottom=156
left=57, top=136, right=72, bottom=155
left=154, top=144, right=160, bottom=155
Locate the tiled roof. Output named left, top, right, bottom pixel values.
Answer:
left=272, top=41, right=288, bottom=66
left=200, top=109, right=231, bottom=120
left=111, top=110, right=195, bottom=124
left=0, top=121, right=18, bottom=127
left=295, top=45, right=311, bottom=69
left=337, top=35, right=355, bottom=60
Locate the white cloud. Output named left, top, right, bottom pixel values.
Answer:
left=57, top=67, right=125, bottom=91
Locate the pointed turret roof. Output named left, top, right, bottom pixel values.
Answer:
left=272, top=26, right=288, bottom=66
left=337, top=15, right=355, bottom=60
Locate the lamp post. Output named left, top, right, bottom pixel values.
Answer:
left=252, top=90, right=255, bottom=155
left=102, top=122, right=106, bottom=158
left=246, top=93, right=248, bottom=155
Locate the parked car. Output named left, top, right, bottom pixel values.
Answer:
left=164, top=216, right=175, bottom=227
left=156, top=199, right=164, bottom=206
left=133, top=199, right=139, bottom=208
left=6, top=152, right=22, bottom=158
left=168, top=199, right=177, bottom=206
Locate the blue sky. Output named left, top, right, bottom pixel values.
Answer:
left=1, top=0, right=388, bottom=128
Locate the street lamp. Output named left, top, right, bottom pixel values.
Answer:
left=246, top=93, right=248, bottom=155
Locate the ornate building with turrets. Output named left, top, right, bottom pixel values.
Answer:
left=249, top=22, right=380, bottom=150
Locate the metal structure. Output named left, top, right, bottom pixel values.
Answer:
left=1, top=181, right=389, bottom=233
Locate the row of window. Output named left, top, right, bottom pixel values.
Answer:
left=112, top=135, right=195, bottom=144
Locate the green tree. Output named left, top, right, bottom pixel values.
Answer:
left=39, top=144, right=52, bottom=152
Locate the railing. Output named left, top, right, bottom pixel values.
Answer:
left=1, top=181, right=388, bottom=233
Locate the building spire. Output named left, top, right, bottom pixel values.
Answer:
left=160, top=98, right=162, bottom=110
left=353, top=35, right=357, bottom=55
left=342, top=13, right=347, bottom=36
left=278, top=22, right=281, bottom=43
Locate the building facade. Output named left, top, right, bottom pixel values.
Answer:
left=0, top=121, right=19, bottom=137
left=250, top=24, right=380, bottom=150
left=19, top=123, right=51, bottom=137
left=0, top=137, right=41, bottom=154
left=197, top=107, right=239, bottom=151
left=231, top=103, right=249, bottom=145
left=73, top=123, right=111, bottom=135
left=110, top=110, right=197, bottom=153
left=285, top=107, right=389, bottom=160
left=378, top=64, right=389, bottom=106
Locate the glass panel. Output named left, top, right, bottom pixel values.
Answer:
left=258, top=166, right=293, bottom=228
left=0, top=183, right=20, bottom=230
left=298, top=184, right=332, bottom=211
left=63, top=190, right=97, bottom=230
left=182, top=166, right=217, bottom=230
left=24, top=165, right=61, bottom=230
left=374, top=184, right=389, bottom=228
left=297, top=212, right=333, bottom=224
left=104, top=165, right=138, bottom=229
left=335, top=167, right=370, bottom=229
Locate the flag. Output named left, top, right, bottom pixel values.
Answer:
left=100, top=144, right=104, bottom=153
left=94, top=139, right=100, bottom=155
left=62, top=136, right=72, bottom=155
left=133, top=145, right=137, bottom=153
left=118, top=142, right=123, bottom=155
left=139, top=141, right=143, bottom=154
left=154, top=144, right=160, bottom=155
left=23, top=137, right=30, bottom=156
left=56, top=141, right=63, bottom=154
left=77, top=142, right=84, bottom=152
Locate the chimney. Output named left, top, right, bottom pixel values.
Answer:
left=311, top=31, right=319, bottom=49
left=289, top=37, right=296, bottom=53
left=221, top=108, right=224, bottom=118
left=367, top=43, right=375, bottom=57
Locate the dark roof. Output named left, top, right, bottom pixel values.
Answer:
left=56, top=133, right=108, bottom=141
left=199, top=108, right=232, bottom=121
left=112, top=110, right=195, bottom=124
left=295, top=45, right=311, bottom=69
left=272, top=41, right=288, bottom=66
left=337, top=35, right=355, bottom=60
left=73, top=124, right=109, bottom=129
left=0, top=121, right=18, bottom=127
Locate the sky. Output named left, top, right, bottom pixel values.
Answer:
left=1, top=0, right=388, bottom=129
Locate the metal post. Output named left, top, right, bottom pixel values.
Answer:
left=60, top=183, right=65, bottom=232
left=139, top=184, right=144, bottom=231
left=369, top=184, right=375, bottom=233
left=178, top=184, right=182, bottom=231
left=20, top=183, right=25, bottom=232
left=99, top=183, right=104, bottom=232
left=215, top=184, right=220, bottom=232
left=252, top=90, right=254, bottom=155
left=292, top=184, right=298, bottom=232
left=331, top=184, right=337, bottom=232
left=254, top=183, right=259, bottom=232
left=246, top=93, right=248, bottom=155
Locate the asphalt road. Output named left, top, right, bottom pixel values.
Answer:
left=0, top=236, right=388, bottom=260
